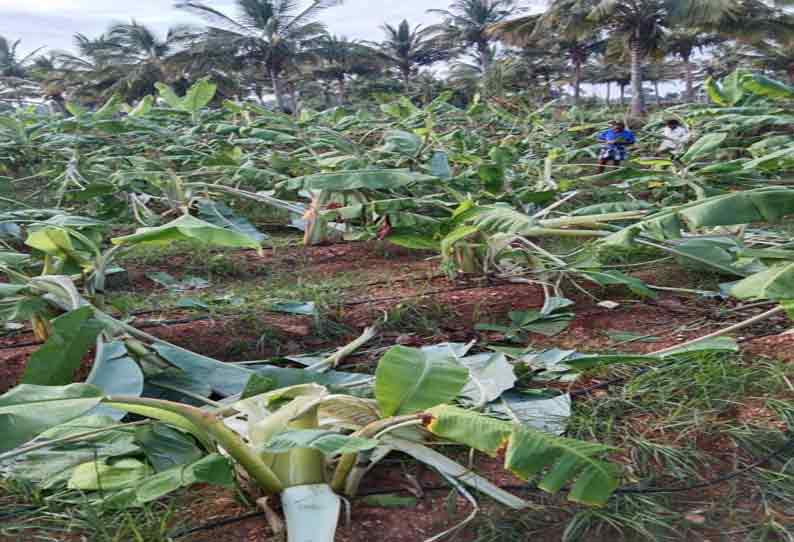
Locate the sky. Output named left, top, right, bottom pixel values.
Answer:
left=1, top=0, right=677, bottom=97
left=1, top=0, right=454, bottom=55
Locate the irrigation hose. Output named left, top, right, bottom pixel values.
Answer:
left=170, top=511, right=262, bottom=539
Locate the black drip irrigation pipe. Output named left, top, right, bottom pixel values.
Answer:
left=170, top=511, right=262, bottom=539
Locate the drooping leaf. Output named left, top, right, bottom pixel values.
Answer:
left=385, top=233, right=439, bottom=251
left=22, top=307, right=104, bottom=386
left=146, top=272, right=209, bottom=291
left=680, top=133, right=728, bottom=163
left=383, top=435, right=530, bottom=510
left=602, top=188, right=794, bottom=248
left=465, top=205, right=540, bottom=236
left=572, top=201, right=654, bottom=216
left=131, top=454, right=233, bottom=505
left=540, top=297, right=575, bottom=316
left=87, top=341, right=144, bottom=420
left=704, top=77, right=729, bottom=106
left=153, top=344, right=371, bottom=397
left=583, top=270, right=657, bottom=298
left=425, top=405, right=619, bottom=506
left=196, top=198, right=267, bottom=243
left=375, top=346, right=469, bottom=417
left=383, top=130, right=422, bottom=156
left=730, top=263, right=794, bottom=301
left=112, top=214, right=262, bottom=250
left=457, top=353, right=517, bottom=408
left=489, top=392, right=571, bottom=435
left=741, top=74, right=794, bottom=100
left=268, top=301, right=317, bottom=316
left=241, top=374, right=276, bottom=399
left=284, top=169, right=432, bottom=191
left=135, top=423, right=203, bottom=472
left=478, top=163, right=505, bottom=193
left=100, top=397, right=213, bottom=450
left=656, top=337, right=738, bottom=357
left=68, top=458, right=152, bottom=491
left=0, top=384, right=104, bottom=452
left=1, top=416, right=139, bottom=488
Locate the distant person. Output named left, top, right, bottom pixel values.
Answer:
left=658, top=119, right=689, bottom=155
left=597, top=120, right=636, bottom=173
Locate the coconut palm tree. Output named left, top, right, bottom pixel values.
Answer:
left=45, top=23, right=197, bottom=104
left=375, top=20, right=451, bottom=84
left=313, top=35, right=379, bottom=104
left=664, top=29, right=720, bottom=101
left=0, top=36, right=41, bottom=78
left=427, top=0, right=518, bottom=71
left=584, top=0, right=742, bottom=116
left=103, top=21, right=195, bottom=100
left=176, top=0, right=342, bottom=113
left=46, top=33, right=124, bottom=105
left=712, top=9, right=794, bottom=83
left=0, top=37, right=42, bottom=106
left=740, top=36, right=794, bottom=84
left=490, top=10, right=605, bottom=104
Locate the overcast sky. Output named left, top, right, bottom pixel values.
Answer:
left=1, top=0, right=457, bottom=55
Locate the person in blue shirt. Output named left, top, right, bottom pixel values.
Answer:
left=597, top=120, right=636, bottom=173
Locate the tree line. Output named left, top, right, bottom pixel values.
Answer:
left=1, top=0, right=793, bottom=115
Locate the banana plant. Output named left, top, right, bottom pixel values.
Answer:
left=598, top=187, right=794, bottom=277
left=14, top=211, right=263, bottom=309
left=386, top=196, right=649, bottom=284
left=1, top=343, right=620, bottom=542
left=281, top=169, right=438, bottom=245
left=154, top=78, right=218, bottom=124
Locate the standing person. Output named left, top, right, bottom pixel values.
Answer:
left=658, top=119, right=689, bottom=155
left=597, top=120, right=636, bottom=173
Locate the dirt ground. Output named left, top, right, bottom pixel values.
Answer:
left=1, top=241, right=793, bottom=542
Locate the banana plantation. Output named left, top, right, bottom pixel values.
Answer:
left=3, top=0, right=794, bottom=534
left=0, top=68, right=793, bottom=541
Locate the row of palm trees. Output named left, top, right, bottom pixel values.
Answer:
left=492, top=0, right=794, bottom=115
left=2, top=0, right=794, bottom=114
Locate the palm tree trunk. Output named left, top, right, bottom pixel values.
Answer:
left=788, top=64, right=794, bottom=86
left=654, top=79, right=661, bottom=107
left=269, top=67, right=289, bottom=113
left=478, top=41, right=491, bottom=73
left=629, top=39, right=645, bottom=117
left=684, top=54, right=695, bottom=102
left=620, top=83, right=625, bottom=105
left=337, top=76, right=346, bottom=105
left=401, top=66, right=411, bottom=87
left=289, top=84, right=300, bottom=117
left=323, top=84, right=332, bottom=109
left=605, top=81, right=611, bottom=105
left=573, top=59, right=582, bottom=105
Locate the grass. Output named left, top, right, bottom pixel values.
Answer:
left=461, top=350, right=794, bottom=542
left=381, top=298, right=453, bottom=336
left=0, top=479, right=181, bottom=542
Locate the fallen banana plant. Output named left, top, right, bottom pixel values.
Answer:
left=1, top=343, right=621, bottom=541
